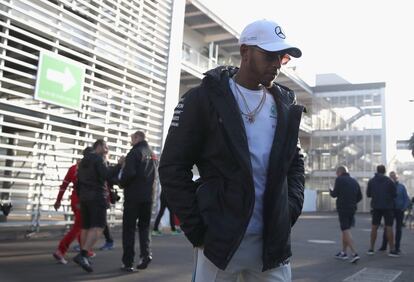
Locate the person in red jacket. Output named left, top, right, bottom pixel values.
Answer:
left=52, top=161, right=81, bottom=264
left=53, top=147, right=94, bottom=264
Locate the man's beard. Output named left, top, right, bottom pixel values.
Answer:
left=261, top=71, right=279, bottom=88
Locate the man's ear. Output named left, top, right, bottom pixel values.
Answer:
left=240, top=44, right=250, bottom=62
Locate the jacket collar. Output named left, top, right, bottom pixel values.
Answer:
left=203, top=66, right=303, bottom=178
left=204, top=67, right=252, bottom=175
left=132, top=140, right=148, bottom=149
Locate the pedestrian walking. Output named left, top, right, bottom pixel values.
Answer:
left=366, top=165, right=398, bottom=257
left=379, top=171, right=410, bottom=254
left=152, top=189, right=179, bottom=236
left=329, top=166, right=362, bottom=263
left=120, top=131, right=156, bottom=272
left=52, top=147, right=93, bottom=264
left=52, top=159, right=81, bottom=264
left=159, top=19, right=304, bottom=282
left=73, top=139, right=110, bottom=272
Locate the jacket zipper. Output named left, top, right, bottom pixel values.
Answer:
left=213, top=84, right=256, bottom=266
left=212, top=77, right=304, bottom=267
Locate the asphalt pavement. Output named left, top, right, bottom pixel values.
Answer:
left=1, top=212, right=413, bottom=282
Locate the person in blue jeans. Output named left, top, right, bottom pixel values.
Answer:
left=379, top=171, right=410, bottom=254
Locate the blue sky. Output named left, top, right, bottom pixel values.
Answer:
left=200, top=0, right=414, bottom=162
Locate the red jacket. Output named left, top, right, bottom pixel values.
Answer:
left=56, top=164, right=79, bottom=207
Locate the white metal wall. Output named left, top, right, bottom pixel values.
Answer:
left=0, top=0, right=173, bottom=230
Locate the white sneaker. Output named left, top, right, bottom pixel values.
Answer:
left=350, top=254, right=360, bottom=263
left=53, top=251, right=68, bottom=264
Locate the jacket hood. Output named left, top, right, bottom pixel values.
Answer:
left=80, top=152, right=101, bottom=167
left=374, top=173, right=390, bottom=182
left=203, top=66, right=236, bottom=85
left=133, top=140, right=148, bottom=149
left=202, top=66, right=294, bottom=94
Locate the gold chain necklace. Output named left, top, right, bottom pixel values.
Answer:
left=232, top=77, right=267, bottom=123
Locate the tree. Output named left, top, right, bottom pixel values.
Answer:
left=409, top=133, right=414, bottom=158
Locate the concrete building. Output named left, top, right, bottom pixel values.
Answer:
left=310, top=74, right=386, bottom=212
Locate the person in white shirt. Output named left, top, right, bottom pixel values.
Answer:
left=160, top=19, right=305, bottom=282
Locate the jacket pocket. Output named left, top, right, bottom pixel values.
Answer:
left=196, top=178, right=222, bottom=226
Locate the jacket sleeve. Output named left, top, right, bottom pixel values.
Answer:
left=366, top=180, right=372, bottom=198
left=56, top=165, right=76, bottom=203
left=107, top=164, right=121, bottom=187
left=402, top=184, right=410, bottom=210
left=356, top=182, right=362, bottom=203
left=120, top=150, right=141, bottom=188
left=95, top=157, right=108, bottom=185
left=330, top=178, right=339, bottom=198
left=159, top=89, right=207, bottom=247
left=390, top=180, right=397, bottom=199
left=287, top=140, right=305, bottom=226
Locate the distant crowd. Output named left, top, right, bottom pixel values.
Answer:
left=330, top=164, right=410, bottom=263
left=52, top=131, right=179, bottom=273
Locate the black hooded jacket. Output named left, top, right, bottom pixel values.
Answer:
left=159, top=66, right=305, bottom=271
left=367, top=173, right=396, bottom=209
left=77, top=152, right=108, bottom=204
left=120, top=140, right=156, bottom=204
left=330, top=173, right=362, bottom=212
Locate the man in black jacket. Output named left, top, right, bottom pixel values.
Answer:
left=74, top=139, right=109, bottom=272
left=366, top=165, right=398, bottom=257
left=159, top=19, right=304, bottom=281
left=330, top=166, right=362, bottom=263
left=120, top=131, right=156, bottom=272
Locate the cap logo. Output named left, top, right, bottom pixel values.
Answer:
left=274, top=26, right=286, bottom=39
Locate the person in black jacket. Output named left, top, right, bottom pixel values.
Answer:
left=379, top=171, right=410, bottom=254
left=74, top=139, right=109, bottom=272
left=120, top=131, right=156, bottom=272
left=159, top=19, right=304, bottom=281
left=330, top=166, right=362, bottom=263
left=366, top=165, right=398, bottom=257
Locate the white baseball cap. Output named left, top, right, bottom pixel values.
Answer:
left=239, top=19, right=302, bottom=58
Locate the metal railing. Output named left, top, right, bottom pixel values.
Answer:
left=181, top=44, right=218, bottom=73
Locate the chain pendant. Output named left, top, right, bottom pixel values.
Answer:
left=247, top=115, right=255, bottom=123
left=233, top=77, right=266, bottom=125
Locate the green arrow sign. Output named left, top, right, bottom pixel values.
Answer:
left=35, top=50, right=86, bottom=110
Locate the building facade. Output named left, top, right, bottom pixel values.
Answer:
left=309, top=74, right=386, bottom=212
left=0, top=0, right=180, bottom=228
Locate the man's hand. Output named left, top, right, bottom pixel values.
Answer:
left=118, top=156, right=126, bottom=167
left=54, top=201, right=61, bottom=211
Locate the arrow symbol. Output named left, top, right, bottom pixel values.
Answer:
left=46, top=67, right=76, bottom=92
